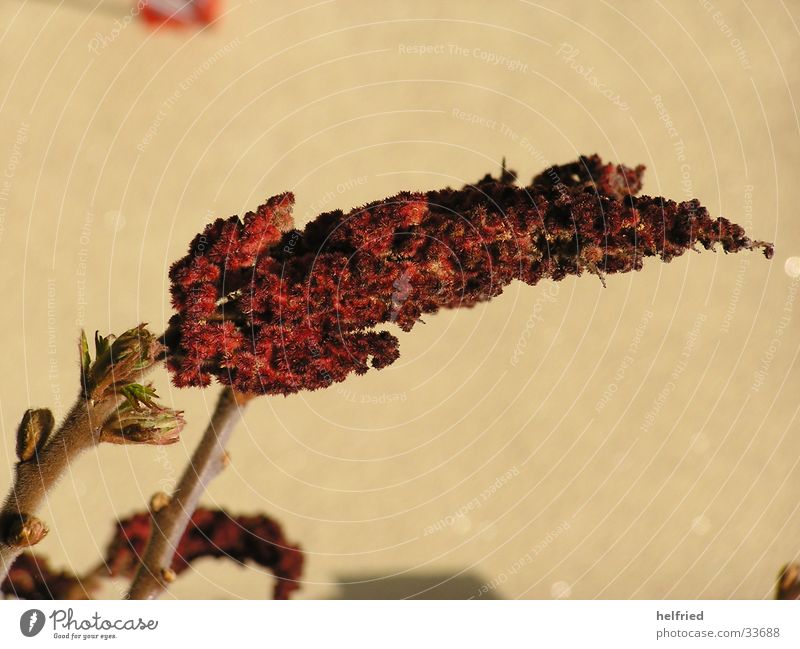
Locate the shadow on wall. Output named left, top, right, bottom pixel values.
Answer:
left=334, top=572, right=501, bottom=599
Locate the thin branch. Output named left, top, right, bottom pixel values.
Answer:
left=127, top=386, right=254, bottom=600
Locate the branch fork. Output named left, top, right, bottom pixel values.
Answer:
left=0, top=325, right=184, bottom=583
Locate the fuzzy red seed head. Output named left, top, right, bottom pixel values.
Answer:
left=166, top=155, right=772, bottom=396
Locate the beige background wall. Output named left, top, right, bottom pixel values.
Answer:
left=0, top=0, right=798, bottom=599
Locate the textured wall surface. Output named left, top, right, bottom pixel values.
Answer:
left=0, top=0, right=797, bottom=599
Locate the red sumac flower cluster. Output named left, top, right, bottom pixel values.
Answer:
left=167, top=155, right=772, bottom=395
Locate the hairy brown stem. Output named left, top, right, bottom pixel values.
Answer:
left=127, top=386, right=254, bottom=600
left=0, top=395, right=120, bottom=582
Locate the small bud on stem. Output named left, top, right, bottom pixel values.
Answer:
left=100, top=388, right=185, bottom=446
left=149, top=492, right=171, bottom=513
left=4, top=515, right=48, bottom=548
left=16, top=409, right=54, bottom=462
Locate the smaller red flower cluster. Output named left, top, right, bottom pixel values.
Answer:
left=1, top=508, right=303, bottom=600
left=166, top=155, right=772, bottom=395
left=105, top=508, right=304, bottom=600
left=0, top=552, right=91, bottom=600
